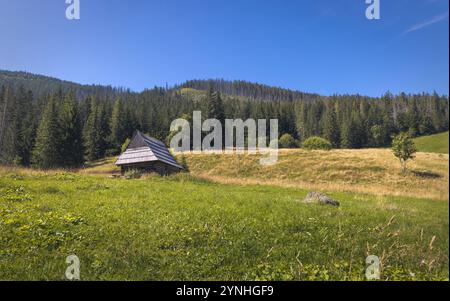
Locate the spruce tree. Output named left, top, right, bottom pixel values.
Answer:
left=32, top=94, right=61, bottom=168
left=324, top=105, right=340, bottom=148
left=206, top=87, right=225, bottom=122
left=18, top=89, right=36, bottom=166
left=419, top=115, right=435, bottom=135
left=83, top=98, right=101, bottom=161
left=110, top=97, right=126, bottom=152
left=2, top=87, right=36, bottom=165
left=97, top=101, right=110, bottom=156
left=2, top=89, right=20, bottom=163
left=407, top=100, right=420, bottom=137
left=59, top=92, right=84, bottom=167
left=205, top=88, right=225, bottom=147
left=84, top=98, right=109, bottom=161
left=341, top=115, right=362, bottom=149
left=0, top=86, right=6, bottom=161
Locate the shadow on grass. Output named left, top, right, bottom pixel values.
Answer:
left=412, top=170, right=442, bottom=179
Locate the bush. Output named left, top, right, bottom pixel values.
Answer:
left=302, top=137, right=332, bottom=150
left=124, top=169, right=142, bottom=179
left=392, top=132, right=417, bottom=173
left=179, top=155, right=189, bottom=171
left=278, top=134, right=297, bottom=149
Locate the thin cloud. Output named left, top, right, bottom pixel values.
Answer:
left=403, top=12, right=449, bottom=35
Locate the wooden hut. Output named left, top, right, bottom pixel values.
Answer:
left=115, top=131, right=183, bottom=175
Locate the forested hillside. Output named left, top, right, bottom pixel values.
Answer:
left=0, top=72, right=448, bottom=168
left=0, top=70, right=126, bottom=99
left=178, top=79, right=321, bottom=102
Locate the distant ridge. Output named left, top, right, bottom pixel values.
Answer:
left=1, top=69, right=448, bottom=102
left=1, top=70, right=324, bottom=102
left=0, top=70, right=127, bottom=99
left=177, top=79, right=322, bottom=102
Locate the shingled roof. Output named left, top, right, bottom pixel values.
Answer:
left=115, top=131, right=183, bottom=170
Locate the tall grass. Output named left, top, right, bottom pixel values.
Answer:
left=0, top=168, right=448, bottom=280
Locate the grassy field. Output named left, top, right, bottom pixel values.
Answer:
left=414, top=132, right=449, bottom=154
left=177, top=149, right=449, bottom=200
left=82, top=149, right=449, bottom=200
left=1, top=148, right=449, bottom=281
left=0, top=168, right=448, bottom=280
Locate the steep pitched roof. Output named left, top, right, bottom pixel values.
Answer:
left=115, top=131, right=183, bottom=169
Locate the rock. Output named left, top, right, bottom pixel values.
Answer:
left=304, top=192, right=340, bottom=207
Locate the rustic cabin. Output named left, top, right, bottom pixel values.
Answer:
left=115, top=131, right=183, bottom=175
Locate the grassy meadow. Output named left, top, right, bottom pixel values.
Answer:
left=0, top=148, right=449, bottom=281
left=178, top=149, right=449, bottom=200
left=413, top=131, right=449, bottom=154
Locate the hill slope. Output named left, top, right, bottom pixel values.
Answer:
left=82, top=149, right=449, bottom=200
left=0, top=70, right=126, bottom=99
left=414, top=132, right=449, bottom=154
left=178, top=149, right=449, bottom=200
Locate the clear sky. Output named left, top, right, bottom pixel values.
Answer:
left=0, top=0, right=448, bottom=96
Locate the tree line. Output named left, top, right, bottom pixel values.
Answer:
left=0, top=79, right=448, bottom=168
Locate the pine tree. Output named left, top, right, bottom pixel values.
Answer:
left=32, top=94, right=61, bottom=168
left=0, top=86, right=7, bottom=161
left=97, top=101, right=110, bottom=156
left=2, top=89, right=21, bottom=163
left=341, top=115, right=362, bottom=149
left=206, top=86, right=225, bottom=122
left=1, top=87, right=36, bottom=165
left=83, top=98, right=101, bottom=161
left=205, top=88, right=225, bottom=148
left=122, top=105, right=135, bottom=142
left=84, top=98, right=110, bottom=161
left=110, top=98, right=126, bottom=152
left=419, top=114, right=435, bottom=135
left=59, top=92, right=84, bottom=167
left=407, top=99, right=420, bottom=137
left=323, top=104, right=340, bottom=148
left=340, top=120, right=352, bottom=149
left=18, top=89, right=36, bottom=166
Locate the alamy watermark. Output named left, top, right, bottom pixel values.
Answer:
left=62, top=253, right=380, bottom=280
left=65, top=1, right=379, bottom=21
left=366, top=0, right=380, bottom=20
left=365, top=255, right=381, bottom=280
left=65, top=0, right=80, bottom=20
left=169, top=111, right=279, bottom=166
left=65, top=254, right=80, bottom=280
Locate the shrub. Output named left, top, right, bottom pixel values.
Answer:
left=302, top=137, right=332, bottom=150
left=278, top=134, right=297, bottom=149
left=179, top=155, right=189, bottom=171
left=392, top=132, right=417, bottom=173
left=124, top=169, right=142, bottom=179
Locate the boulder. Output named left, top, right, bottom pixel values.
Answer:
left=303, top=192, right=340, bottom=207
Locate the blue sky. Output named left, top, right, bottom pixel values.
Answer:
left=0, top=0, right=448, bottom=96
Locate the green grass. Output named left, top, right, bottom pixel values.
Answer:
left=414, top=132, right=449, bottom=154
left=1, top=171, right=448, bottom=280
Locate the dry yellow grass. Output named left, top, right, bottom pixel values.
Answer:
left=178, top=149, right=449, bottom=200
left=78, top=157, right=121, bottom=175
left=0, top=157, right=121, bottom=177
left=4, top=148, right=446, bottom=200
